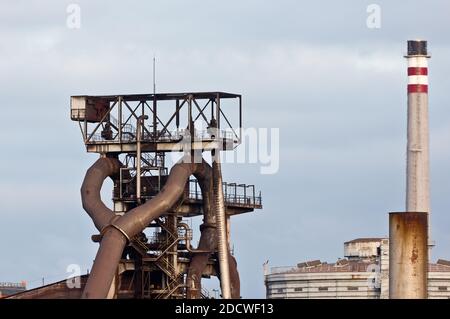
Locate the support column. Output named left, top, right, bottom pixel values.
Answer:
left=212, top=153, right=231, bottom=299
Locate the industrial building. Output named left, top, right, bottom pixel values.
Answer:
left=70, top=92, right=262, bottom=299
left=0, top=282, right=26, bottom=298
left=265, top=238, right=450, bottom=299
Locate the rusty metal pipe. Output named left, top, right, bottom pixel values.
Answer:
left=81, top=155, right=214, bottom=298
left=228, top=254, right=241, bottom=299
left=186, top=161, right=216, bottom=299
left=186, top=230, right=241, bottom=299
left=81, top=157, right=121, bottom=231
left=213, top=252, right=241, bottom=299
left=212, top=158, right=232, bottom=299
left=82, top=227, right=127, bottom=298
left=186, top=161, right=241, bottom=299
left=186, top=226, right=216, bottom=298
left=389, top=212, right=428, bottom=299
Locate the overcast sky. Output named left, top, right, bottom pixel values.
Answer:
left=2, top=0, right=450, bottom=298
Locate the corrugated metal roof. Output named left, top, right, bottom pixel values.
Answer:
left=437, top=259, right=450, bottom=267
left=274, top=261, right=450, bottom=274
left=283, top=260, right=370, bottom=273
left=429, top=263, right=450, bottom=272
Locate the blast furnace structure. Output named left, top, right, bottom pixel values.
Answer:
left=71, top=92, right=262, bottom=299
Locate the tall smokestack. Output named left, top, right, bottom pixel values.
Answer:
left=405, top=39, right=430, bottom=217
left=389, top=40, right=431, bottom=299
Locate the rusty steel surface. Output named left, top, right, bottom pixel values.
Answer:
left=71, top=92, right=243, bottom=152
left=6, top=276, right=88, bottom=299
left=72, top=92, right=241, bottom=102
left=81, top=155, right=241, bottom=299
left=389, top=212, right=428, bottom=299
left=81, top=157, right=122, bottom=232
left=185, top=167, right=241, bottom=299
left=72, top=91, right=260, bottom=299
left=227, top=254, right=241, bottom=298
left=186, top=162, right=216, bottom=299
left=212, top=158, right=232, bottom=299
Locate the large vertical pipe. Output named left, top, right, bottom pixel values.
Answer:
left=212, top=94, right=232, bottom=299
left=212, top=156, right=232, bottom=299
left=389, top=212, right=428, bottom=299
left=186, top=160, right=241, bottom=299
left=405, top=40, right=431, bottom=224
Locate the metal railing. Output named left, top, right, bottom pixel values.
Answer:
left=188, top=180, right=262, bottom=208
left=0, top=282, right=26, bottom=288
left=269, top=266, right=298, bottom=275
left=86, top=121, right=235, bottom=145
left=224, top=194, right=262, bottom=206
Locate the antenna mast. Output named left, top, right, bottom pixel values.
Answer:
left=153, top=56, right=156, bottom=95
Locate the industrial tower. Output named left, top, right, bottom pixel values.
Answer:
left=71, top=92, right=262, bottom=299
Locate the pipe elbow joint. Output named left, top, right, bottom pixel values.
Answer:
left=100, top=220, right=132, bottom=244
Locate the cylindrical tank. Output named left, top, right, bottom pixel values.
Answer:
left=389, top=212, right=428, bottom=299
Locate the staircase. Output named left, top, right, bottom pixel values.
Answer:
left=110, top=115, right=136, bottom=141
left=131, top=217, right=186, bottom=299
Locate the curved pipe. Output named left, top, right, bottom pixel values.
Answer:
left=211, top=252, right=240, bottom=299
left=178, top=223, right=210, bottom=253
left=185, top=166, right=217, bottom=297
left=185, top=225, right=217, bottom=298
left=81, top=157, right=122, bottom=231
left=81, top=155, right=215, bottom=299
left=228, top=254, right=241, bottom=299
left=186, top=161, right=241, bottom=299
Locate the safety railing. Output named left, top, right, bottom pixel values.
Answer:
left=0, top=282, right=26, bottom=288
left=269, top=266, right=298, bottom=275
left=187, top=179, right=262, bottom=208
left=85, top=125, right=235, bottom=145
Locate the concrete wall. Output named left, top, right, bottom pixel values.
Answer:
left=266, top=272, right=379, bottom=299
left=344, top=240, right=380, bottom=259
left=266, top=238, right=450, bottom=299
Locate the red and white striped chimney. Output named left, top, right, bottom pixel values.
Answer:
left=405, top=40, right=431, bottom=220
left=389, top=42, right=432, bottom=299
